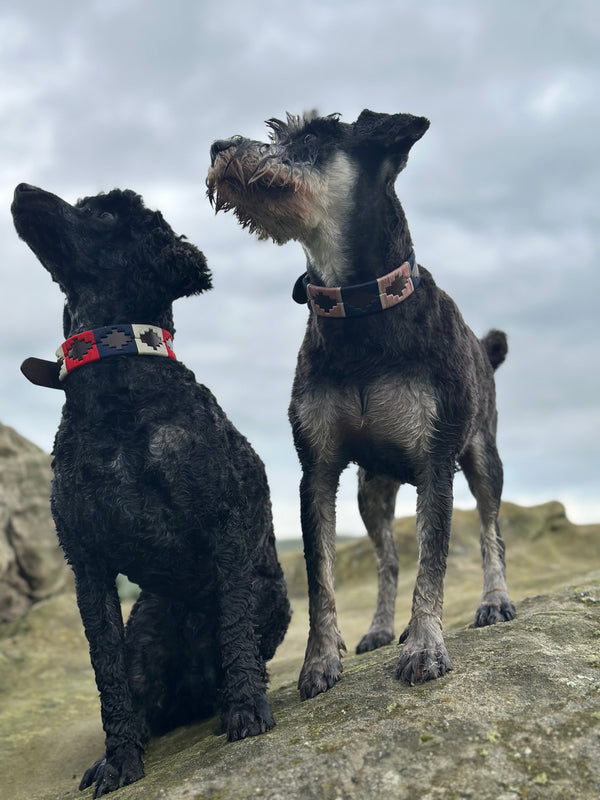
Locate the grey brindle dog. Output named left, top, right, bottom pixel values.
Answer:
left=207, top=110, right=516, bottom=699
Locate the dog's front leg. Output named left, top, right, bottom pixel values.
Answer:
left=73, top=566, right=145, bottom=797
left=397, top=462, right=454, bottom=684
left=297, top=463, right=346, bottom=700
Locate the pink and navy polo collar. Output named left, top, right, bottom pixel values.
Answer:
left=57, top=324, right=176, bottom=381
left=295, top=252, right=420, bottom=318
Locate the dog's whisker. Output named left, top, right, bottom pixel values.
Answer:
left=231, top=158, right=247, bottom=187
left=247, top=160, right=274, bottom=186
left=286, top=163, right=295, bottom=186
left=214, top=193, right=228, bottom=214
left=221, top=157, right=237, bottom=182
left=266, top=162, right=284, bottom=189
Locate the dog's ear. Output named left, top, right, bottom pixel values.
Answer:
left=354, top=110, right=430, bottom=159
left=157, top=236, right=213, bottom=299
left=149, top=212, right=212, bottom=298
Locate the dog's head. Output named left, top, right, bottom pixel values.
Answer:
left=206, top=110, right=429, bottom=246
left=12, top=184, right=211, bottom=334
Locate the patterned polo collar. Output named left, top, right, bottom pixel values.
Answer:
left=56, top=323, right=176, bottom=381
left=295, top=252, right=420, bottom=318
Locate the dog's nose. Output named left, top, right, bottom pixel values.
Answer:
left=15, top=182, right=39, bottom=194
left=210, top=139, right=238, bottom=165
left=13, top=183, right=42, bottom=203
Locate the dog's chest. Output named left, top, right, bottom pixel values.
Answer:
left=293, top=377, right=438, bottom=473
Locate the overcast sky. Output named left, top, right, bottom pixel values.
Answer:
left=1, top=0, right=598, bottom=537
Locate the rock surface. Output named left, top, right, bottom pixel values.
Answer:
left=0, top=423, right=67, bottom=622
left=1, top=499, right=599, bottom=799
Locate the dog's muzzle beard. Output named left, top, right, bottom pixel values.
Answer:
left=207, top=140, right=312, bottom=243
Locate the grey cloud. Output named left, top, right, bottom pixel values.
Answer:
left=1, top=0, right=598, bottom=534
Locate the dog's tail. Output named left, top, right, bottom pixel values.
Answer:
left=481, top=329, right=508, bottom=371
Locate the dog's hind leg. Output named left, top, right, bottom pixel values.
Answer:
left=297, top=462, right=346, bottom=700
left=255, top=570, right=292, bottom=663
left=125, top=593, right=221, bottom=737
left=212, top=511, right=276, bottom=741
left=396, top=460, right=454, bottom=684
left=459, top=430, right=516, bottom=626
left=356, top=469, right=400, bottom=653
left=251, top=511, right=292, bottom=662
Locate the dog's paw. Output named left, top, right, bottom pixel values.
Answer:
left=356, top=627, right=394, bottom=654
left=473, top=593, right=516, bottom=627
left=396, top=642, right=452, bottom=685
left=225, top=694, right=275, bottom=742
left=79, top=749, right=144, bottom=797
left=298, top=655, right=343, bottom=700
left=396, top=619, right=452, bottom=685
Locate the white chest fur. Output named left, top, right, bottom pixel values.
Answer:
left=294, top=377, right=438, bottom=465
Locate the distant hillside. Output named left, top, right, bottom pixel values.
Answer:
left=274, top=535, right=354, bottom=554
left=279, top=500, right=600, bottom=600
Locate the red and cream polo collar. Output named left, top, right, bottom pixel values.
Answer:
left=56, top=324, right=176, bottom=381
left=20, top=324, right=176, bottom=390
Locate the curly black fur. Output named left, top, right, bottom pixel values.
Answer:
left=11, top=183, right=290, bottom=797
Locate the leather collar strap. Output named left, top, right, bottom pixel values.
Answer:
left=295, top=252, right=420, bottom=318
left=57, top=324, right=176, bottom=381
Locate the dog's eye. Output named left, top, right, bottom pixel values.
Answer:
left=303, top=134, right=316, bottom=145
left=97, top=211, right=115, bottom=221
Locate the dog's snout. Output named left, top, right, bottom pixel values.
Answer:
left=210, top=138, right=242, bottom=165
left=14, top=182, right=39, bottom=197
left=12, top=183, right=46, bottom=211
left=210, top=140, right=232, bottom=165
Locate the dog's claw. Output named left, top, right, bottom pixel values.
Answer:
left=396, top=619, right=452, bottom=684
left=356, top=627, right=394, bottom=654
left=79, top=756, right=105, bottom=792
left=79, top=750, right=144, bottom=797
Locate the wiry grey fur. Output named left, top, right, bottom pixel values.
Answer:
left=208, top=110, right=516, bottom=700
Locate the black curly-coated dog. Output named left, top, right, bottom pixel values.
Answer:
left=207, top=110, right=515, bottom=700
left=11, top=183, right=290, bottom=797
